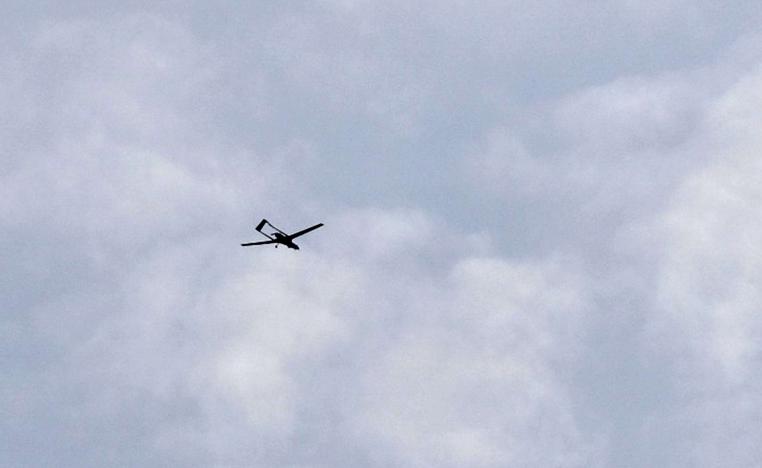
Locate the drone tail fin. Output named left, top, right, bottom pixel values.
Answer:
left=256, top=219, right=268, bottom=232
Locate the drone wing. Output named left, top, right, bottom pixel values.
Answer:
left=287, top=223, right=324, bottom=240
left=241, top=240, right=278, bottom=247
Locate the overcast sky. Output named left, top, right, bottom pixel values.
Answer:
left=3, top=2, right=762, bottom=467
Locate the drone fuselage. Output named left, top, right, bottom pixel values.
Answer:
left=272, top=232, right=300, bottom=250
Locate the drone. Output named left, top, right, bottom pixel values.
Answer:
left=241, top=219, right=323, bottom=250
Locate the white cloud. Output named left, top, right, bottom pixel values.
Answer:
left=4, top=3, right=762, bottom=467
left=653, top=62, right=762, bottom=381
left=638, top=61, right=762, bottom=468
left=350, top=255, right=596, bottom=467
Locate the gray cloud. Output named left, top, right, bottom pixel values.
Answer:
left=643, top=65, right=762, bottom=466
left=3, top=3, right=762, bottom=467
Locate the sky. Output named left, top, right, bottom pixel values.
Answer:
left=2, top=2, right=762, bottom=467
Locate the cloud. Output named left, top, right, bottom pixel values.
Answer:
left=349, top=254, right=596, bottom=467
left=461, top=28, right=762, bottom=467
left=4, top=3, right=762, bottom=468
left=8, top=209, right=595, bottom=466
left=644, top=63, right=762, bottom=466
